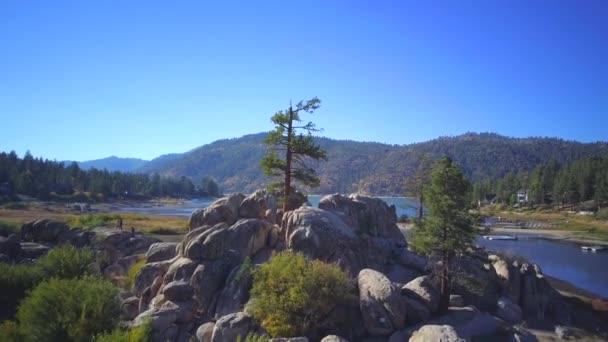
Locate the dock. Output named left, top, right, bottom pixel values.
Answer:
left=483, top=235, right=518, bottom=241
left=581, top=246, right=608, bottom=252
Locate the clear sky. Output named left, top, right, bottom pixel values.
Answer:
left=1, top=0, right=606, bottom=161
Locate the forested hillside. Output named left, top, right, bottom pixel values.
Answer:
left=138, top=132, right=608, bottom=195
left=63, top=156, right=148, bottom=172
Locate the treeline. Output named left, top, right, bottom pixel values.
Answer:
left=472, top=157, right=608, bottom=208
left=0, top=151, right=200, bottom=201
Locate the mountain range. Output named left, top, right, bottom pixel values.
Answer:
left=65, top=156, right=149, bottom=173
left=69, top=132, right=608, bottom=195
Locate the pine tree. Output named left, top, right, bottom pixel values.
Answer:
left=261, top=98, right=327, bottom=211
left=411, top=156, right=475, bottom=312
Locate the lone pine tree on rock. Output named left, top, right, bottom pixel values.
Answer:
left=261, top=97, right=327, bottom=211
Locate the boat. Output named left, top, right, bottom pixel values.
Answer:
left=581, top=246, right=608, bottom=252
left=483, top=235, right=518, bottom=241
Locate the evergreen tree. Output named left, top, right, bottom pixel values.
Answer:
left=261, top=98, right=327, bottom=211
left=404, top=153, right=433, bottom=219
left=411, top=156, right=475, bottom=312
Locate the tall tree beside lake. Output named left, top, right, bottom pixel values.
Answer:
left=411, top=156, right=475, bottom=312
left=261, top=98, right=327, bottom=211
left=404, top=153, right=433, bottom=220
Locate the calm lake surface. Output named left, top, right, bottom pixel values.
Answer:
left=476, top=234, right=608, bottom=298
left=118, top=196, right=608, bottom=298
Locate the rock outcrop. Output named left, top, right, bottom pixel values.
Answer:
left=358, top=268, right=407, bottom=336
left=409, top=325, right=467, bottom=342
left=118, top=191, right=578, bottom=342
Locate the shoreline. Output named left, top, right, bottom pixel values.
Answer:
left=486, top=227, right=608, bottom=247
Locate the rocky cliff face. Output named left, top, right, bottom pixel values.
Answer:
left=117, top=191, right=576, bottom=342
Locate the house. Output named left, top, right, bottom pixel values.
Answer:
left=517, top=189, right=528, bottom=204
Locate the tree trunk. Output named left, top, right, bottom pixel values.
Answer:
left=418, top=193, right=424, bottom=220
left=439, top=253, right=450, bottom=313
left=283, top=106, right=293, bottom=212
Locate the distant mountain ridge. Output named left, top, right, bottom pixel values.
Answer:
left=64, top=156, right=149, bottom=173
left=132, top=132, right=608, bottom=195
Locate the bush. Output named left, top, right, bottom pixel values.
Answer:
left=0, top=264, right=44, bottom=321
left=0, top=220, right=20, bottom=237
left=0, top=245, right=95, bottom=321
left=125, top=259, right=146, bottom=290
left=248, top=252, right=353, bottom=338
left=0, top=321, right=22, bottom=341
left=237, top=333, right=270, bottom=342
left=36, top=245, right=95, bottom=279
left=94, top=320, right=152, bottom=342
left=597, top=208, right=608, bottom=220
left=17, top=277, right=120, bottom=342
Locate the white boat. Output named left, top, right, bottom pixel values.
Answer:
left=483, top=235, right=518, bottom=241
left=581, top=246, right=608, bottom=252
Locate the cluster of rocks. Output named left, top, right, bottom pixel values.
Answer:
left=0, top=219, right=159, bottom=277
left=116, top=190, right=572, bottom=342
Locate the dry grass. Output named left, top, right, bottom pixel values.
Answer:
left=0, top=207, right=188, bottom=235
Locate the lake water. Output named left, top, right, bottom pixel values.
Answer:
left=476, top=234, right=608, bottom=298
left=118, top=195, right=420, bottom=219
left=117, top=196, right=608, bottom=298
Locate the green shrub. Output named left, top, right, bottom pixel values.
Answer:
left=0, top=245, right=96, bottom=321
left=596, top=208, right=608, bottom=220
left=69, top=213, right=147, bottom=228
left=17, top=277, right=120, bottom=342
left=248, top=252, right=353, bottom=338
left=0, top=264, right=44, bottom=321
left=237, top=333, right=270, bottom=342
left=0, top=320, right=23, bottom=341
left=36, top=245, right=95, bottom=279
left=0, top=220, right=20, bottom=237
left=94, top=320, right=152, bottom=342
left=126, top=259, right=146, bottom=290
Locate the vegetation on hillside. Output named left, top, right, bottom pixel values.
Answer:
left=0, top=150, right=198, bottom=202
left=137, top=132, right=608, bottom=195
left=473, top=157, right=608, bottom=209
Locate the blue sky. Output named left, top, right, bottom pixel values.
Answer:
left=1, top=1, right=606, bottom=161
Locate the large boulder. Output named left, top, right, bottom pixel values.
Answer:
left=358, top=269, right=407, bottom=336
left=214, top=262, right=252, bottom=318
left=319, top=194, right=405, bottom=242
left=395, top=249, right=427, bottom=273
left=401, top=276, right=440, bottom=313
left=162, top=281, right=194, bottom=302
left=518, top=263, right=569, bottom=324
left=185, top=219, right=272, bottom=261
left=238, top=189, right=277, bottom=219
left=385, top=264, right=421, bottom=286
left=282, top=206, right=361, bottom=273
left=147, top=242, right=178, bottom=263
left=189, top=194, right=245, bottom=230
left=134, top=259, right=172, bottom=296
left=402, top=296, right=431, bottom=323
left=210, top=312, right=254, bottom=342
left=320, top=336, right=349, bottom=342
left=196, top=322, right=215, bottom=342
left=190, top=254, right=240, bottom=315
left=0, top=235, right=22, bottom=259
left=408, top=325, right=467, bottom=342
left=491, top=257, right=521, bottom=302
left=496, top=297, right=522, bottom=323
left=450, top=256, right=501, bottom=311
